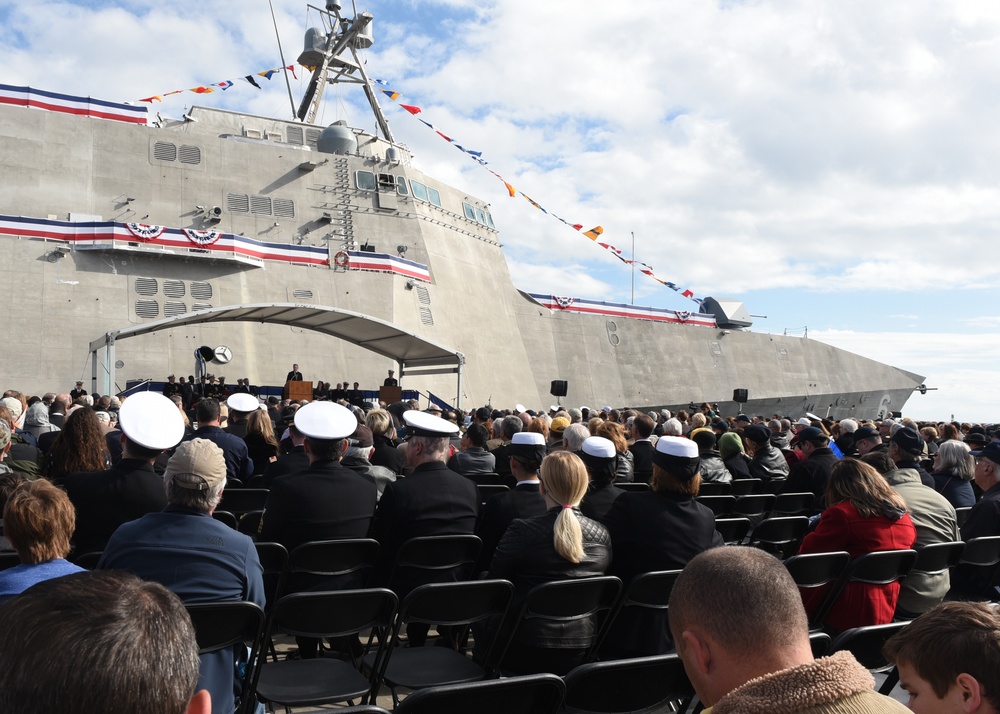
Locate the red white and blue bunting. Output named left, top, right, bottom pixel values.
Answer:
left=183, top=228, right=222, bottom=247
left=125, top=222, right=166, bottom=240
left=373, top=78, right=702, bottom=304
left=530, top=294, right=716, bottom=327
left=0, top=83, right=147, bottom=125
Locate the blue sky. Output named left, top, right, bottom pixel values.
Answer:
left=4, top=0, right=1000, bottom=421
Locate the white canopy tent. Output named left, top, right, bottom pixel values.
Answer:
left=88, top=303, right=466, bottom=406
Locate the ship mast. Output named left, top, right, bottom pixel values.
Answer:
left=297, top=2, right=395, bottom=143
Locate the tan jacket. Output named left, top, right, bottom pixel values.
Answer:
left=709, top=651, right=908, bottom=714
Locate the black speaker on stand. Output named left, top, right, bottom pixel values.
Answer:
left=733, top=388, right=748, bottom=414
left=550, top=380, right=568, bottom=406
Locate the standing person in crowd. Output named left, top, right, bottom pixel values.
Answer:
left=602, top=436, right=723, bottom=658
left=483, top=451, right=611, bottom=675
left=0, top=479, right=84, bottom=602
left=44, top=408, right=109, bottom=484
left=796, top=458, right=916, bottom=632
left=669, top=547, right=907, bottom=713
left=930, top=439, right=977, bottom=508
left=883, top=601, right=1000, bottom=714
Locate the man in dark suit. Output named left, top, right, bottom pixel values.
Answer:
left=628, top=413, right=656, bottom=483
left=383, top=370, right=398, bottom=387
left=258, top=421, right=309, bottom=488
left=285, top=364, right=303, bottom=383
left=778, top=426, right=839, bottom=506
left=259, top=401, right=377, bottom=659
left=63, top=392, right=184, bottom=556
left=488, top=415, right=523, bottom=486
left=371, top=410, right=479, bottom=645
left=476, top=431, right=547, bottom=569
left=447, top=423, right=496, bottom=478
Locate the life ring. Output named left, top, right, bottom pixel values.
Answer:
left=334, top=250, right=350, bottom=268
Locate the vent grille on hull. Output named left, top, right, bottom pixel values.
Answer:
left=419, top=307, right=434, bottom=326
left=163, top=280, right=185, bottom=298
left=190, top=282, right=213, bottom=300
left=135, top=300, right=159, bottom=318
left=134, top=277, right=158, bottom=296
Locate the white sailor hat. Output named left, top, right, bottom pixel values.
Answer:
left=227, top=393, right=258, bottom=412
left=294, top=401, right=358, bottom=440
left=118, top=391, right=185, bottom=450
left=514, top=403, right=527, bottom=414
left=582, top=436, right=616, bottom=459
left=508, top=431, right=547, bottom=464
left=404, top=410, right=459, bottom=437
left=652, top=436, right=701, bottom=480
left=549, top=405, right=559, bottom=412
left=796, top=417, right=812, bottom=427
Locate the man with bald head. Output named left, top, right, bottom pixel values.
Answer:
left=669, top=547, right=907, bottom=713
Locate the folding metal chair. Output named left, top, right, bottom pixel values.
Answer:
left=783, top=551, right=851, bottom=629
left=953, top=535, right=1000, bottom=601
left=369, top=579, right=515, bottom=706
left=617, top=482, right=650, bottom=492
left=770, top=491, right=816, bottom=516
left=250, top=589, right=397, bottom=711
left=954, top=507, right=972, bottom=528
left=830, top=621, right=911, bottom=695
left=714, top=517, right=752, bottom=545
left=220, top=488, right=270, bottom=517
left=748, top=516, right=809, bottom=559
left=598, top=570, right=681, bottom=660
left=213, top=510, right=239, bottom=530
left=489, top=576, right=623, bottom=676
left=71, top=551, right=103, bottom=570
left=387, top=535, right=482, bottom=595
left=477, top=484, right=509, bottom=506
left=393, top=673, right=565, bottom=714
left=562, top=654, right=696, bottom=714
left=696, top=481, right=730, bottom=496
left=185, top=601, right=266, bottom=714
left=695, top=495, right=735, bottom=517
left=730, top=478, right=762, bottom=496
left=811, top=550, right=918, bottom=630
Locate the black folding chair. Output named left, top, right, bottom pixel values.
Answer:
left=0, top=552, right=21, bottom=571
left=284, top=538, right=380, bottom=597
left=598, top=570, right=681, bottom=660
left=369, top=579, right=515, bottom=706
left=617, top=482, right=650, bottom=492
left=696, top=481, right=730, bottom=496
left=809, top=631, right=832, bottom=658
left=730, top=478, right=762, bottom=496
left=490, top=576, right=622, bottom=676
left=71, top=551, right=103, bottom=570
left=812, top=550, right=918, bottom=630
left=562, top=654, right=696, bottom=714
left=185, top=601, right=266, bottom=714
left=213, top=510, right=239, bottom=530
left=477, top=484, right=509, bottom=506
left=239, top=510, right=264, bottom=539
left=254, top=542, right=289, bottom=608
left=910, top=541, right=965, bottom=579
left=954, top=536, right=1000, bottom=601
left=783, top=551, right=851, bottom=629
left=387, top=535, right=482, bottom=594
left=250, top=589, right=397, bottom=711
left=695, top=495, right=735, bottom=517
left=770, top=491, right=816, bottom=516
left=714, top=517, right=752, bottom=545
left=830, top=621, right=910, bottom=695
left=220, top=489, right=270, bottom=517
left=393, top=673, right=566, bottom=714
left=955, top=507, right=972, bottom=528
left=748, top=516, right=809, bottom=559
left=732, top=494, right=776, bottom=519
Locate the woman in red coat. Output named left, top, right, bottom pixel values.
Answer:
left=796, top=458, right=916, bottom=632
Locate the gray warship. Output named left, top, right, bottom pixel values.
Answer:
left=0, top=3, right=923, bottom=418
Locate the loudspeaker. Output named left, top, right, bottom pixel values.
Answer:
left=733, top=388, right=748, bottom=403
left=550, top=380, right=568, bottom=397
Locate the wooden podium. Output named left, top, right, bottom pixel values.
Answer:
left=284, top=380, right=313, bottom=402
left=379, top=386, right=402, bottom=405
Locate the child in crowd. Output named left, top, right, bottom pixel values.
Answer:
left=883, top=601, right=1000, bottom=714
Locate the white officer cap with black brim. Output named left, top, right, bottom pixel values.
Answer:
left=118, top=391, right=185, bottom=451
left=652, top=436, right=701, bottom=481
left=295, top=401, right=358, bottom=440
left=579, top=436, right=617, bottom=480
left=227, top=393, right=258, bottom=413
left=507, top=431, right=547, bottom=466
left=404, top=410, right=460, bottom=438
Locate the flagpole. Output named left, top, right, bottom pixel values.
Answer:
left=268, top=0, right=298, bottom=120
left=631, top=231, right=635, bottom=305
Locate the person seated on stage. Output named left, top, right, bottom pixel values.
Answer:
left=669, top=546, right=907, bottom=713
left=883, top=601, right=1000, bottom=714
left=0, top=570, right=209, bottom=714
left=0, top=479, right=84, bottom=603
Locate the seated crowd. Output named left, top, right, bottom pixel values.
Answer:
left=2, top=385, right=1000, bottom=712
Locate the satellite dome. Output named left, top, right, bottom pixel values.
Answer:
left=317, top=120, right=357, bottom=155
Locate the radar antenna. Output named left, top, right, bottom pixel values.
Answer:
left=298, top=3, right=395, bottom=142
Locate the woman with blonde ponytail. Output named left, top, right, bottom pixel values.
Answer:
left=483, top=450, right=611, bottom=675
